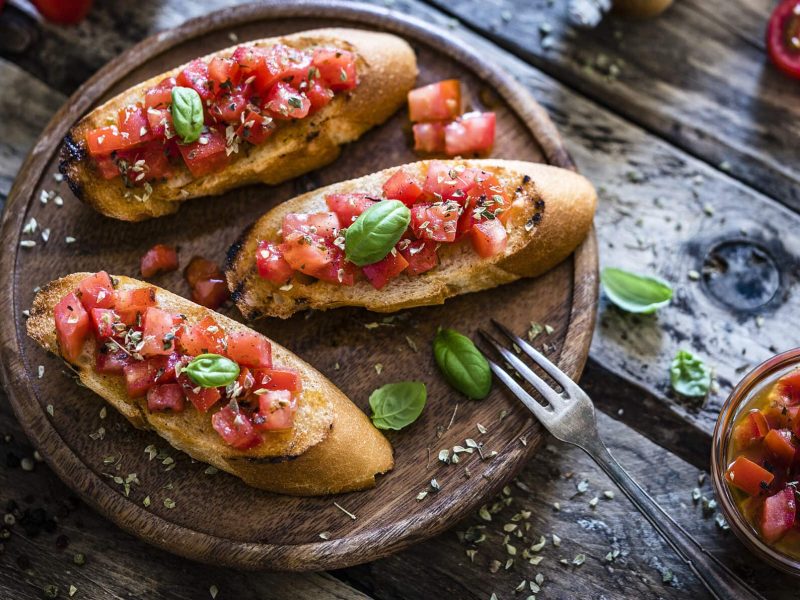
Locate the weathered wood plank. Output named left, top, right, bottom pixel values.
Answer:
left=427, top=0, right=800, bottom=214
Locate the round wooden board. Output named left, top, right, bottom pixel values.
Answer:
left=0, top=1, right=597, bottom=571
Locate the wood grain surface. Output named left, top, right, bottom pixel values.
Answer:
left=0, top=1, right=597, bottom=573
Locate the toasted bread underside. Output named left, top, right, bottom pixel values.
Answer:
left=60, top=28, right=418, bottom=221
left=27, top=274, right=393, bottom=495
left=226, top=160, right=597, bottom=320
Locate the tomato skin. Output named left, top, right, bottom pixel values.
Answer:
left=177, top=127, right=230, bottom=178
left=211, top=405, right=261, bottom=449
left=761, top=486, right=797, bottom=543
left=726, top=456, right=775, bottom=496
left=95, top=349, right=131, bottom=374
left=263, top=82, right=310, bottom=120
left=78, top=271, right=115, bottom=311
left=54, top=292, right=91, bottom=363
left=281, top=211, right=340, bottom=240
left=767, top=1, right=800, bottom=79
left=256, top=240, right=295, bottom=284
left=383, top=170, right=424, bottom=206
left=444, top=112, right=496, bottom=156
left=253, top=390, right=297, bottom=431
left=225, top=332, right=272, bottom=369
left=413, top=122, right=446, bottom=153
left=312, top=48, right=357, bottom=91
left=471, top=219, right=508, bottom=258
left=362, top=250, right=409, bottom=290
left=147, top=383, right=186, bottom=413
left=408, top=79, right=461, bottom=122
left=140, top=244, right=178, bottom=278
left=254, top=368, right=303, bottom=393
left=325, top=193, right=376, bottom=226
left=410, top=202, right=461, bottom=242
left=399, top=239, right=439, bottom=275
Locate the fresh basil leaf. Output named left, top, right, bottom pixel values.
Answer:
left=434, top=328, right=492, bottom=399
left=345, top=200, right=411, bottom=266
left=170, top=86, right=204, bottom=144
left=183, top=353, right=240, bottom=388
left=369, top=382, right=427, bottom=430
left=670, top=350, right=711, bottom=399
left=600, top=267, right=673, bottom=314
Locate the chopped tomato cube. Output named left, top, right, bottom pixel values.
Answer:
left=78, top=271, right=115, bottom=311
left=226, top=332, right=272, bottom=368
left=147, top=383, right=186, bottom=413
left=280, top=231, right=335, bottom=276
left=256, top=240, right=294, bottom=284
left=211, top=405, right=261, bottom=449
left=237, top=366, right=255, bottom=394
left=408, top=79, right=461, bottom=122
left=176, top=59, right=214, bottom=100
left=776, top=370, right=800, bottom=406
left=177, top=371, right=222, bottom=412
left=140, top=244, right=179, bottom=279
left=254, top=368, right=302, bottom=393
left=471, top=219, right=508, bottom=258
left=444, top=112, right=496, bottom=156
left=54, top=292, right=90, bottom=363
left=237, top=109, right=276, bottom=145
left=734, top=409, right=772, bottom=448
left=312, top=48, right=357, bottom=91
left=144, top=77, right=176, bottom=110
left=177, top=315, right=225, bottom=356
left=399, top=239, right=439, bottom=275
left=765, top=429, right=797, bottom=465
left=123, top=358, right=165, bottom=398
left=383, top=170, right=424, bottom=206
left=263, top=82, right=310, bottom=120
left=210, top=93, right=248, bottom=124
left=117, top=104, right=153, bottom=147
left=115, top=287, right=157, bottom=327
left=128, top=141, right=175, bottom=182
left=726, top=456, right=775, bottom=496
left=362, top=250, right=409, bottom=290
left=140, top=307, right=177, bottom=357
left=423, top=161, right=478, bottom=203
left=253, top=390, right=297, bottom=431
left=307, top=81, right=335, bottom=112
left=90, top=308, right=120, bottom=340
left=177, top=127, right=230, bottom=178
left=192, top=279, right=229, bottom=310
left=208, top=56, right=242, bottom=93
left=184, top=256, right=221, bottom=288
left=95, top=349, right=131, bottom=374
left=281, top=211, right=340, bottom=240
left=95, top=155, right=122, bottom=179
left=86, top=125, right=136, bottom=157
left=410, top=201, right=461, bottom=242
left=761, top=487, right=797, bottom=543
left=413, top=122, right=446, bottom=153
left=325, top=193, right=376, bottom=226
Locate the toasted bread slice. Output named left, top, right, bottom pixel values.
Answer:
left=27, top=274, right=393, bottom=495
left=226, top=159, right=597, bottom=319
left=59, top=28, right=417, bottom=221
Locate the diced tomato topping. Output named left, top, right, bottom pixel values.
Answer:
left=281, top=211, right=340, bottom=240
left=263, top=82, right=310, bottom=120
left=210, top=92, right=248, bottom=124
left=776, top=370, right=800, bottom=406
left=117, top=104, right=153, bottom=147
left=140, top=244, right=179, bottom=279
left=253, top=390, right=297, bottom=431
left=177, top=315, right=225, bottom=356
left=413, top=122, right=446, bottom=153
left=177, top=371, right=222, bottom=413
left=208, top=56, right=242, bottom=93
left=410, top=201, right=461, bottom=242
left=307, top=81, right=335, bottom=112
left=236, top=109, right=276, bottom=145
left=383, top=170, right=424, bottom=206
left=86, top=126, right=135, bottom=157
left=408, top=79, right=461, bottom=122
left=147, top=383, right=186, bottom=413
left=90, top=308, right=120, bottom=340
left=399, top=239, right=439, bottom=275
left=123, top=356, right=173, bottom=398
left=78, top=271, right=115, bottom=311
left=761, top=487, right=797, bottom=543
left=115, top=287, right=157, bottom=327
left=726, top=456, right=775, bottom=496
left=765, top=429, right=797, bottom=465
left=54, top=292, right=90, bottom=363
left=211, top=405, right=261, bottom=449
left=256, top=240, right=294, bottom=284
left=225, top=332, right=272, bottom=369
left=176, top=59, right=214, bottom=100
left=444, top=112, right=496, bottom=156
left=95, top=349, right=131, bottom=374
left=312, top=48, right=357, bottom=91
left=144, top=77, right=176, bottom=109
left=362, top=250, right=409, bottom=290
left=184, top=256, right=229, bottom=309
left=95, top=155, right=122, bottom=179
left=140, top=307, right=177, bottom=357
left=423, top=161, right=477, bottom=203
left=177, top=127, right=230, bottom=178
left=325, top=193, right=376, bottom=226
left=471, top=219, right=508, bottom=258
left=254, top=368, right=303, bottom=393
left=734, top=409, right=772, bottom=448
left=280, top=231, right=335, bottom=278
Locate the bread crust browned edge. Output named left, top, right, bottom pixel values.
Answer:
left=26, top=274, right=394, bottom=495
left=59, top=28, right=418, bottom=221
left=225, top=159, right=597, bottom=320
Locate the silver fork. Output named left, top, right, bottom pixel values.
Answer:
left=479, top=320, right=766, bottom=600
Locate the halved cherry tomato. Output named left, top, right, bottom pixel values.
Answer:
left=726, top=456, right=775, bottom=496
left=325, top=193, right=376, bottom=226
left=54, top=292, right=90, bottom=363
left=211, top=405, right=261, bottom=449
left=140, top=244, right=179, bottom=279
left=256, top=240, right=295, bottom=284
left=383, top=170, right=424, bottom=206
left=253, top=390, right=296, bottom=431
left=408, top=79, right=461, bottom=122
left=147, top=383, right=186, bottom=413
left=362, top=250, right=409, bottom=290
left=226, top=332, right=272, bottom=369
left=767, top=1, right=800, bottom=79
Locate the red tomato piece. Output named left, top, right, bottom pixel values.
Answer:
left=776, top=370, right=800, bottom=406
left=281, top=211, right=340, bottom=240
left=208, top=57, right=241, bottom=93
left=117, top=104, right=153, bottom=147
left=192, top=279, right=229, bottom=310
left=147, top=383, right=186, bottom=413
left=177, top=59, right=214, bottom=100
left=140, top=244, right=178, bottom=279
left=471, top=219, right=508, bottom=258
left=256, top=240, right=295, bottom=284
left=226, top=332, right=272, bottom=369
left=362, top=250, right=409, bottom=290
left=144, top=77, right=176, bottom=109
left=89, top=308, right=120, bottom=340
left=115, top=287, right=157, bottom=327
left=131, top=141, right=175, bottom=182
left=146, top=107, right=172, bottom=139
left=761, top=486, right=797, bottom=543
left=410, top=201, right=461, bottom=242
left=312, top=48, right=357, bottom=91
left=413, top=122, right=446, bottom=153
left=95, top=155, right=122, bottom=179
left=423, top=161, right=478, bottom=203
left=253, top=390, right=297, bottom=431
left=263, top=82, right=310, bottom=120
left=210, top=93, right=248, bottom=124
left=280, top=231, right=335, bottom=276
left=407, top=79, right=461, bottom=122
left=177, top=127, right=230, bottom=178
left=211, top=405, right=261, bottom=449
left=237, top=109, right=276, bottom=145
left=444, top=112, right=496, bottom=156
left=399, top=239, right=439, bottom=275
left=123, top=358, right=163, bottom=398
left=54, top=292, right=90, bottom=363
left=307, top=81, right=335, bottom=112
left=765, top=429, right=797, bottom=465
left=734, top=409, right=772, bottom=448
left=30, top=0, right=93, bottom=24
left=383, top=170, right=424, bottom=206
left=254, top=368, right=303, bottom=393
left=726, top=456, right=775, bottom=496
left=325, top=193, right=376, bottom=226
left=140, top=307, right=177, bottom=357
left=177, top=315, right=225, bottom=356
left=767, top=1, right=800, bottom=79
left=86, top=125, right=133, bottom=157
left=78, top=271, right=115, bottom=311
left=184, top=257, right=221, bottom=288
left=95, top=349, right=131, bottom=375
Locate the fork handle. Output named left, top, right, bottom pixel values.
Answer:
left=580, top=436, right=766, bottom=600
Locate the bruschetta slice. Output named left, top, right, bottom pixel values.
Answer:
left=226, top=159, right=597, bottom=319
left=59, top=28, right=417, bottom=221
left=27, top=273, right=393, bottom=495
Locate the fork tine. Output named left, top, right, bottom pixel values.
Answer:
left=478, top=329, right=566, bottom=408
left=491, top=319, right=582, bottom=397
left=485, top=356, right=554, bottom=424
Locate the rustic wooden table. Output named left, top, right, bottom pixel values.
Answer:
left=0, top=0, right=797, bottom=598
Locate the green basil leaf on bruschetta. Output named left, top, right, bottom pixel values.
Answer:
left=345, top=200, right=411, bottom=266
left=670, top=349, right=711, bottom=399
left=183, top=353, right=240, bottom=388
left=170, top=86, right=204, bottom=144
left=369, top=381, right=427, bottom=430
left=600, top=267, right=673, bottom=314
left=433, top=328, right=492, bottom=400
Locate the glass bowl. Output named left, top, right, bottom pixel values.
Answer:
left=712, top=347, right=800, bottom=577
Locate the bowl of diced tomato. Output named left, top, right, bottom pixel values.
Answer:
left=712, top=348, right=800, bottom=575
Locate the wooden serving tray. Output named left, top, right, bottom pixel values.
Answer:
left=0, top=1, right=597, bottom=571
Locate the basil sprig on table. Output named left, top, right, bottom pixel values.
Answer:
left=433, top=328, right=492, bottom=400
left=183, top=354, right=240, bottom=388
left=170, top=86, right=204, bottom=144
left=345, top=200, right=411, bottom=266
left=600, top=267, right=673, bottom=314
left=369, top=382, right=427, bottom=430
left=670, top=350, right=711, bottom=399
